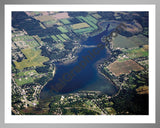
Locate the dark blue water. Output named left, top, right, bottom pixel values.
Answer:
left=40, top=29, right=118, bottom=99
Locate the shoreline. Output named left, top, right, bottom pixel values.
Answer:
left=52, top=66, right=56, bottom=77
left=97, top=67, right=121, bottom=98
left=37, top=65, right=56, bottom=103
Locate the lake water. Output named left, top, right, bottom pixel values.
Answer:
left=40, top=28, right=118, bottom=99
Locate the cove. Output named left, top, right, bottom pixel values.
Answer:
left=40, top=28, right=118, bottom=100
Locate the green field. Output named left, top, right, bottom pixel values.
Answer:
left=43, top=20, right=56, bottom=27
left=71, top=22, right=90, bottom=29
left=14, top=48, right=49, bottom=70
left=12, top=35, right=39, bottom=47
left=129, top=34, right=148, bottom=46
left=57, top=26, right=68, bottom=33
left=15, top=77, right=34, bottom=86
left=86, top=15, right=98, bottom=24
left=61, top=34, right=70, bottom=40
left=117, top=46, right=148, bottom=62
left=60, top=19, right=71, bottom=24
left=112, top=34, right=148, bottom=49
left=51, top=35, right=59, bottom=42
left=17, top=70, right=38, bottom=77
left=26, top=40, right=39, bottom=47
left=112, top=34, right=137, bottom=49
left=92, top=13, right=102, bottom=19
left=77, top=16, right=98, bottom=29
left=56, top=35, right=65, bottom=42
left=12, top=35, right=32, bottom=42
left=73, top=27, right=94, bottom=34
left=33, top=35, right=44, bottom=45
left=125, top=47, right=148, bottom=59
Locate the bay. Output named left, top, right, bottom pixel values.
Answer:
left=40, top=28, right=118, bottom=100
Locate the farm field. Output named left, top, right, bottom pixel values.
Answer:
left=57, top=26, right=68, bottom=33
left=92, top=13, right=102, bottom=19
left=73, top=27, right=94, bottom=34
left=56, top=35, right=65, bottom=42
left=86, top=15, right=98, bottom=24
left=33, top=35, right=44, bottom=45
left=34, top=15, right=55, bottom=22
left=13, top=35, right=39, bottom=48
left=60, top=19, right=71, bottom=24
left=25, top=11, right=41, bottom=16
left=107, top=59, right=144, bottom=76
left=125, top=46, right=148, bottom=59
left=112, top=34, right=148, bottom=49
left=61, top=34, right=70, bottom=40
left=52, top=12, right=70, bottom=20
left=117, top=46, right=148, bottom=62
left=129, top=34, right=148, bottom=46
left=43, top=20, right=57, bottom=27
left=77, top=16, right=98, bottom=29
left=71, top=23, right=90, bottom=29
left=14, top=48, right=49, bottom=70
left=51, top=35, right=59, bottom=42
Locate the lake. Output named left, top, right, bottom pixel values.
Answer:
left=40, top=28, right=118, bottom=100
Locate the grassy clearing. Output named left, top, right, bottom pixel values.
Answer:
left=117, top=54, right=130, bottom=62
left=57, top=26, right=68, bottom=33
left=15, top=77, right=34, bottom=86
left=17, top=70, right=38, bottom=77
left=14, top=48, right=49, bottom=70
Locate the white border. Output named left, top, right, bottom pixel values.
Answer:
left=5, top=4, right=156, bottom=123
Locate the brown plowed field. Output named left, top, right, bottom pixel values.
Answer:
left=107, top=59, right=144, bottom=76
